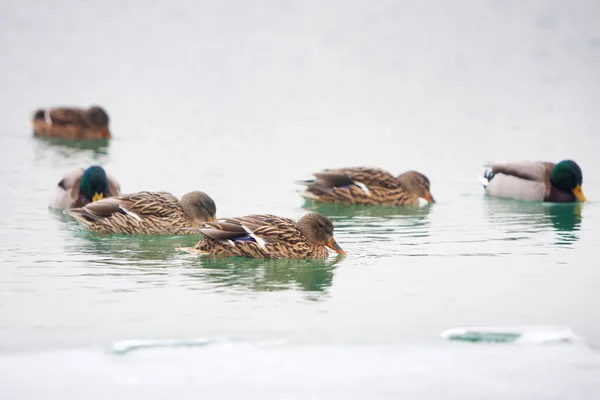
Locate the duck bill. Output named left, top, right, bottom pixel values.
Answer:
left=326, top=238, right=346, bottom=255
left=424, top=192, right=435, bottom=204
left=92, top=192, right=104, bottom=202
left=572, top=185, right=586, bottom=202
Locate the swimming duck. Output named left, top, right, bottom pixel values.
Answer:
left=297, top=167, right=435, bottom=206
left=50, top=166, right=121, bottom=209
left=480, top=160, right=586, bottom=203
left=183, top=213, right=345, bottom=259
left=67, top=191, right=217, bottom=235
left=32, top=106, right=111, bottom=139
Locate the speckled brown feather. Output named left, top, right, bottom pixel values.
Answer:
left=32, top=107, right=111, bottom=140
left=192, top=214, right=330, bottom=259
left=300, top=167, right=422, bottom=205
left=68, top=191, right=209, bottom=235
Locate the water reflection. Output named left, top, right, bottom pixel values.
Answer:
left=182, top=256, right=342, bottom=294
left=70, top=233, right=200, bottom=264
left=483, top=198, right=582, bottom=246
left=64, top=230, right=340, bottom=296
left=302, top=200, right=432, bottom=219
left=547, top=204, right=582, bottom=245
left=33, top=137, right=111, bottom=159
left=49, top=208, right=78, bottom=228
left=303, top=202, right=433, bottom=257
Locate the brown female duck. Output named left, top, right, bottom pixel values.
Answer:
left=184, top=213, right=345, bottom=259
left=50, top=166, right=121, bottom=209
left=297, top=167, right=435, bottom=206
left=67, top=191, right=216, bottom=235
left=32, top=106, right=111, bottom=139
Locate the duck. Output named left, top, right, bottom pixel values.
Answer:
left=182, top=212, right=345, bottom=259
left=67, top=191, right=217, bottom=235
left=50, top=166, right=121, bottom=209
left=32, top=106, right=111, bottom=139
left=296, top=167, right=435, bottom=206
left=480, top=160, right=586, bottom=203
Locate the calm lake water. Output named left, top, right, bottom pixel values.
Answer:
left=1, top=0, right=600, bottom=398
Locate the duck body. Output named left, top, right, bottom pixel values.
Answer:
left=67, top=191, right=216, bottom=235
left=32, top=106, right=111, bottom=140
left=297, top=167, right=434, bottom=206
left=50, top=166, right=120, bottom=209
left=186, top=213, right=345, bottom=259
left=481, top=160, right=585, bottom=203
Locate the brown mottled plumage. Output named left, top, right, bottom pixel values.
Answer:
left=32, top=106, right=111, bottom=139
left=67, top=191, right=216, bottom=235
left=184, top=213, right=345, bottom=259
left=297, top=167, right=435, bottom=206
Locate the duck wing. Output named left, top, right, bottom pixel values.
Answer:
left=47, top=108, right=86, bottom=125
left=485, top=161, right=553, bottom=201
left=200, top=214, right=298, bottom=244
left=299, top=167, right=400, bottom=194
left=68, top=191, right=180, bottom=223
left=490, top=161, right=549, bottom=182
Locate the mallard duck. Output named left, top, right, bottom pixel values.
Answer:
left=67, top=191, right=217, bottom=235
left=32, top=106, right=111, bottom=139
left=297, top=167, right=435, bottom=205
left=50, top=166, right=121, bottom=209
left=183, top=213, right=345, bottom=259
left=480, top=160, right=586, bottom=203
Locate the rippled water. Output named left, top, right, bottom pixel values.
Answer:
left=1, top=0, right=600, bottom=398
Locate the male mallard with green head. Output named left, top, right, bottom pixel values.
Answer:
left=480, top=160, right=586, bottom=203
left=297, top=167, right=435, bottom=206
left=67, top=191, right=217, bottom=235
left=50, top=166, right=121, bottom=209
left=32, top=106, right=111, bottom=139
left=184, top=213, right=345, bottom=259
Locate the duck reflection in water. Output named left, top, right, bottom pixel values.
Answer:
left=302, top=201, right=432, bottom=219
left=183, top=256, right=342, bottom=294
left=70, top=233, right=199, bottom=263
left=303, top=201, right=432, bottom=245
left=34, top=137, right=111, bottom=158
left=548, top=203, right=582, bottom=245
left=66, top=232, right=341, bottom=296
left=484, top=198, right=582, bottom=246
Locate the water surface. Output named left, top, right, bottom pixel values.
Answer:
left=1, top=0, right=600, bottom=397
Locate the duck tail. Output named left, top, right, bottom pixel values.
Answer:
left=178, top=246, right=209, bottom=255
left=294, top=179, right=314, bottom=187
left=478, top=169, right=495, bottom=189
left=297, top=191, right=320, bottom=201
left=66, top=208, right=97, bottom=228
left=33, top=109, right=45, bottom=120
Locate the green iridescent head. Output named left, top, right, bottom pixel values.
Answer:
left=79, top=166, right=109, bottom=202
left=550, top=160, right=585, bottom=202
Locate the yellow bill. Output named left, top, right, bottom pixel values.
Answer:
left=572, top=185, right=586, bottom=202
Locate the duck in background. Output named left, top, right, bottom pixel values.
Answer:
left=480, top=160, right=586, bottom=203
left=32, top=106, right=111, bottom=139
left=182, top=213, right=345, bottom=259
left=296, top=167, right=435, bottom=206
left=67, top=191, right=217, bottom=235
left=50, top=166, right=121, bottom=209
